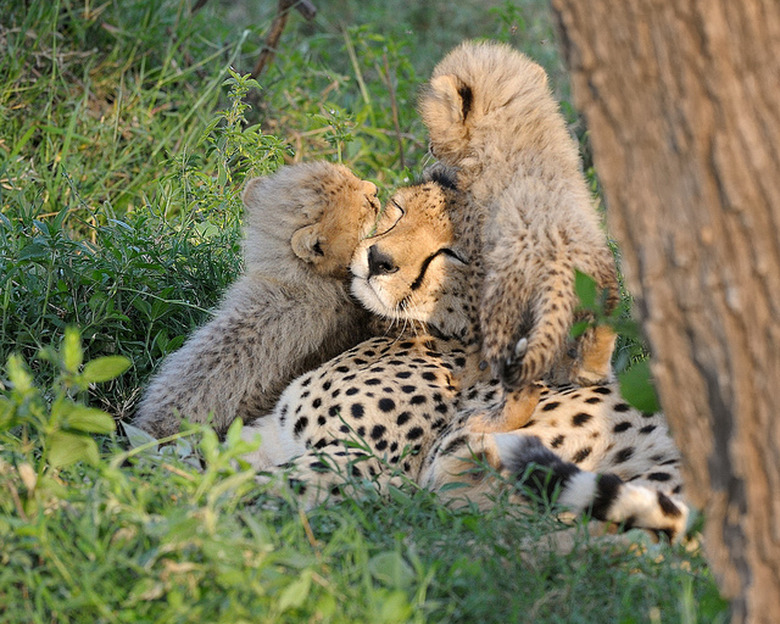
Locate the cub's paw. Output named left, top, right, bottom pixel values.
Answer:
left=468, top=381, right=544, bottom=433
left=571, top=368, right=615, bottom=387
left=497, top=337, right=527, bottom=386
left=496, top=335, right=547, bottom=390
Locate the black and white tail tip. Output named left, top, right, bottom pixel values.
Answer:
left=493, top=434, right=689, bottom=542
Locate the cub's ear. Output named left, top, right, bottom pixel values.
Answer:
left=429, top=74, right=473, bottom=124
left=291, top=223, right=325, bottom=264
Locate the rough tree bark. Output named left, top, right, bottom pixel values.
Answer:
left=550, top=1, right=780, bottom=622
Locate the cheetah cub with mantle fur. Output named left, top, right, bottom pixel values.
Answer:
left=420, top=41, right=620, bottom=391
left=133, top=161, right=380, bottom=438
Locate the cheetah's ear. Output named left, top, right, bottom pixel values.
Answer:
left=429, top=74, right=473, bottom=125
left=291, top=223, right=325, bottom=264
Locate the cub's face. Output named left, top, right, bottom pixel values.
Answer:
left=243, top=162, right=380, bottom=281
left=290, top=167, right=381, bottom=279
left=350, top=182, right=476, bottom=340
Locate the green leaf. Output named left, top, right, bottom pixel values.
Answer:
left=65, top=406, right=116, bottom=434
left=122, top=421, right=159, bottom=448
left=82, top=356, right=131, bottom=384
left=51, top=395, right=74, bottom=421
left=436, top=481, right=470, bottom=492
left=199, top=427, right=219, bottom=464
left=225, top=416, right=244, bottom=447
left=7, top=354, right=34, bottom=393
left=131, top=297, right=152, bottom=319
left=192, top=221, right=221, bottom=240
left=368, top=551, right=414, bottom=588
left=33, top=219, right=50, bottom=236
left=570, top=320, right=590, bottom=338
left=0, top=397, right=17, bottom=429
left=166, top=335, right=186, bottom=352
left=18, top=242, right=49, bottom=262
left=48, top=431, right=100, bottom=466
left=574, top=270, right=599, bottom=309
left=62, top=327, right=83, bottom=373
left=277, top=569, right=312, bottom=612
left=377, top=590, right=413, bottom=623
left=617, top=359, right=660, bottom=413
left=314, top=594, right=337, bottom=619
left=610, top=317, right=643, bottom=341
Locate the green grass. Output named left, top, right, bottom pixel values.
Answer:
left=0, top=0, right=728, bottom=621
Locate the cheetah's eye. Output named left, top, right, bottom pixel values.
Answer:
left=374, top=199, right=405, bottom=236
left=389, top=199, right=405, bottom=222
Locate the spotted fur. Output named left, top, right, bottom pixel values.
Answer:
left=419, top=41, right=620, bottom=389
left=133, top=162, right=381, bottom=438
left=242, top=332, right=477, bottom=480
left=421, top=382, right=688, bottom=540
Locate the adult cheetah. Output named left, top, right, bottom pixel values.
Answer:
left=242, top=178, right=689, bottom=540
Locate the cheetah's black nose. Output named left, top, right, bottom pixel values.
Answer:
left=367, top=245, right=399, bottom=277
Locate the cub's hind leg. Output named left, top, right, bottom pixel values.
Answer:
left=486, top=260, right=619, bottom=390
left=567, top=324, right=617, bottom=386
left=566, top=252, right=621, bottom=386
left=468, top=383, right=545, bottom=432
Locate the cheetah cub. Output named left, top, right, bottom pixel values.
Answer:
left=419, top=41, right=620, bottom=391
left=133, top=161, right=380, bottom=438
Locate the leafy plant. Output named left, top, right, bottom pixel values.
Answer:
left=0, top=327, right=128, bottom=519
left=197, top=68, right=292, bottom=201
left=573, top=269, right=660, bottom=412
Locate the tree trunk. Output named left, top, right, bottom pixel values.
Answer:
left=550, top=1, right=780, bottom=621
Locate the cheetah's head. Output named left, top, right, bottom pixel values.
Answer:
left=243, top=162, right=381, bottom=280
left=350, top=177, right=482, bottom=344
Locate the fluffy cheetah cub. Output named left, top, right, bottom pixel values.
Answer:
left=133, top=161, right=380, bottom=438
left=419, top=41, right=620, bottom=390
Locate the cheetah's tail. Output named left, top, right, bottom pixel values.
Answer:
left=494, top=434, right=690, bottom=542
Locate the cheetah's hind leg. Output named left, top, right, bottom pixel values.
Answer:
left=494, top=434, right=690, bottom=542
left=566, top=260, right=621, bottom=386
